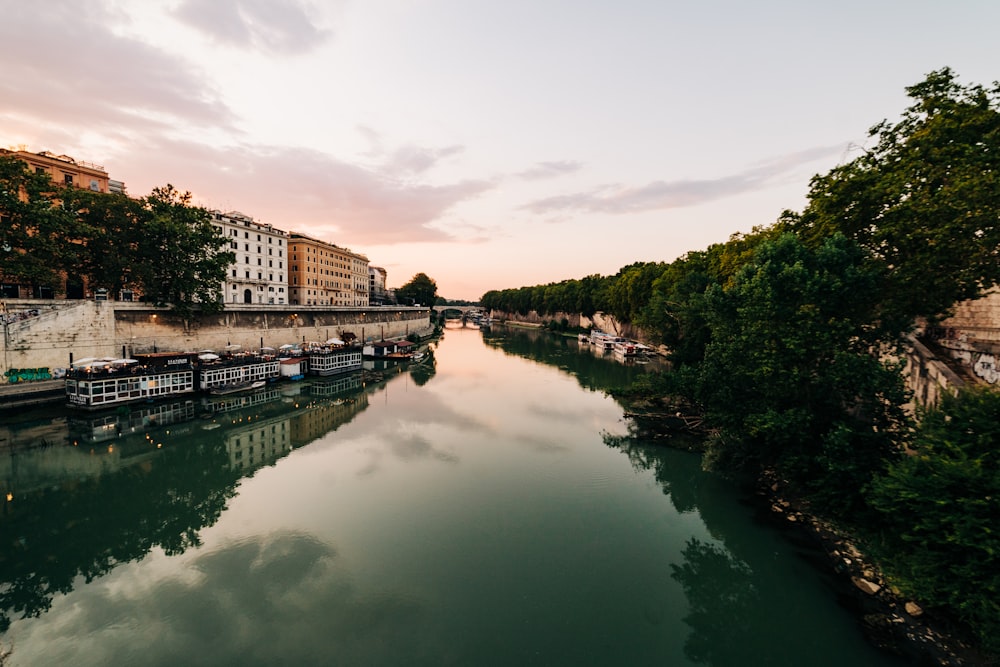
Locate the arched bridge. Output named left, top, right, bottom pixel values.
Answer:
left=437, top=305, right=483, bottom=317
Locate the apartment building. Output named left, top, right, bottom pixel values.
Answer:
left=288, top=232, right=370, bottom=307
left=211, top=210, right=289, bottom=305
left=0, top=148, right=127, bottom=299
left=369, top=266, right=389, bottom=305
left=1, top=148, right=126, bottom=194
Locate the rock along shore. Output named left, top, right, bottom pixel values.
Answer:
left=755, top=471, right=992, bottom=667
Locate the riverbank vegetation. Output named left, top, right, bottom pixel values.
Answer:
left=484, top=68, right=1000, bottom=657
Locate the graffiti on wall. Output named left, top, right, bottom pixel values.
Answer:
left=949, top=349, right=999, bottom=385
left=4, top=368, right=52, bottom=383
left=973, top=354, right=999, bottom=384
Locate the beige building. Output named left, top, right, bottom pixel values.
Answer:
left=288, top=232, right=369, bottom=307
left=210, top=210, right=289, bottom=305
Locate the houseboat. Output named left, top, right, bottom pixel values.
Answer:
left=279, top=356, right=308, bottom=381
left=362, top=340, right=415, bottom=360
left=307, top=344, right=363, bottom=376
left=613, top=340, right=638, bottom=358
left=197, top=351, right=280, bottom=391
left=65, top=353, right=197, bottom=410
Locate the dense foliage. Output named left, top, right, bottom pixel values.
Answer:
left=870, top=387, right=1000, bottom=653
left=394, top=272, right=438, bottom=308
left=480, top=68, right=1000, bottom=652
left=0, top=156, right=234, bottom=316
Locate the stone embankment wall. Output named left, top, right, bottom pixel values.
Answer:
left=491, top=310, right=663, bottom=351
left=493, top=301, right=1000, bottom=410
left=930, top=289, right=1000, bottom=387
left=2, top=300, right=431, bottom=376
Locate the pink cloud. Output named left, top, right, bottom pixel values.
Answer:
left=118, top=140, right=494, bottom=246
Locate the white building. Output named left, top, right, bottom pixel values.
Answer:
left=369, top=266, right=388, bottom=305
left=211, top=210, right=289, bottom=305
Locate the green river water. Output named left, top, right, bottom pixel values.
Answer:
left=0, top=324, right=907, bottom=666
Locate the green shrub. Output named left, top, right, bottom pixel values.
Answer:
left=869, top=386, right=1000, bottom=654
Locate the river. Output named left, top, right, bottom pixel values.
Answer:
left=0, top=323, right=906, bottom=666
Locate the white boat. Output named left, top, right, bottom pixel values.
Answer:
left=198, top=352, right=280, bottom=391
left=308, top=345, right=363, bottom=376
left=613, top=340, right=638, bottom=357
left=66, top=352, right=197, bottom=409
left=209, top=379, right=267, bottom=396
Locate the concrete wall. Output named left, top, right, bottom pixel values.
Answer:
left=902, top=335, right=965, bottom=409
left=927, top=289, right=1000, bottom=387
left=2, top=299, right=431, bottom=376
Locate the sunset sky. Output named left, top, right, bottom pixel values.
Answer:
left=3, top=1, right=998, bottom=300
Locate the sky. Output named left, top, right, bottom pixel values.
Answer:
left=2, top=1, right=999, bottom=301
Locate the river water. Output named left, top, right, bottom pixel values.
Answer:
left=0, top=324, right=906, bottom=666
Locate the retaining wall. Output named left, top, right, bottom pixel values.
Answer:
left=2, top=300, right=431, bottom=377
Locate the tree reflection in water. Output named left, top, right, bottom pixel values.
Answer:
left=670, top=538, right=759, bottom=664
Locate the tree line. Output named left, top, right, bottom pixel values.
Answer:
left=484, top=68, right=1000, bottom=654
left=0, top=161, right=234, bottom=318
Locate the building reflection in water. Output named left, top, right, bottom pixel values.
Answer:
left=0, top=371, right=371, bottom=633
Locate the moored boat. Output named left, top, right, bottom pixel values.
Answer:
left=209, top=379, right=267, bottom=396
left=65, top=352, right=197, bottom=410
left=307, top=344, right=363, bottom=376
left=197, top=351, right=279, bottom=391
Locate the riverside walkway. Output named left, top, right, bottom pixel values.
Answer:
left=0, top=379, right=65, bottom=409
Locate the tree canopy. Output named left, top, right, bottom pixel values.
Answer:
left=1, top=157, right=233, bottom=315
left=395, top=272, right=438, bottom=307
left=788, top=67, right=1000, bottom=326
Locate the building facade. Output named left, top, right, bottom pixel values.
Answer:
left=0, top=149, right=126, bottom=299
left=369, top=266, right=389, bottom=305
left=1, top=148, right=125, bottom=195
left=288, top=232, right=369, bottom=306
left=211, top=210, right=289, bottom=305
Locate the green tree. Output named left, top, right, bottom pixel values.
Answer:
left=0, top=154, right=78, bottom=290
left=63, top=188, right=148, bottom=298
left=133, top=185, right=233, bottom=317
left=789, top=68, right=1000, bottom=326
left=395, top=272, right=438, bottom=308
left=691, top=233, right=909, bottom=511
left=869, top=386, right=1000, bottom=653
left=606, top=262, right=667, bottom=324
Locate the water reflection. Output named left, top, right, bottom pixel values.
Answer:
left=0, top=373, right=371, bottom=633
left=1, top=330, right=906, bottom=666
left=606, top=430, right=906, bottom=666
left=487, top=328, right=902, bottom=665
left=481, top=325, right=666, bottom=394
